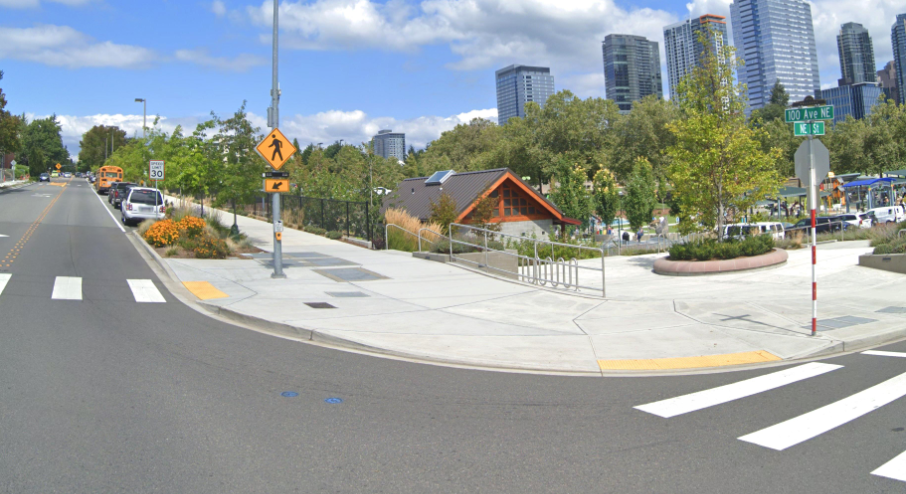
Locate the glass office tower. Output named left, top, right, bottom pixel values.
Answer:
left=664, top=15, right=729, bottom=98
left=495, top=65, right=556, bottom=125
left=893, top=14, right=906, bottom=106
left=729, top=0, right=820, bottom=113
left=602, top=34, right=663, bottom=113
left=837, top=22, right=876, bottom=86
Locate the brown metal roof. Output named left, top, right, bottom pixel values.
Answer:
left=381, top=168, right=568, bottom=222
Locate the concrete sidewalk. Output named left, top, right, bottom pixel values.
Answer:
left=153, top=203, right=906, bottom=375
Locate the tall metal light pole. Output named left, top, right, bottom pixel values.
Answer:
left=268, top=0, right=285, bottom=278
left=135, top=98, right=146, bottom=139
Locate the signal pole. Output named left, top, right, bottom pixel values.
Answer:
left=269, top=0, right=285, bottom=278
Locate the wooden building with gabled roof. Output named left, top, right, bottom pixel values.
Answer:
left=382, top=168, right=580, bottom=237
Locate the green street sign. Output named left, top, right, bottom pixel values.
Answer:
left=785, top=106, right=834, bottom=122
left=794, top=121, right=825, bottom=136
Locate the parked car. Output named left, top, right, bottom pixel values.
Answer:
left=722, top=222, right=785, bottom=240
left=121, top=188, right=165, bottom=226
left=62, top=172, right=72, bottom=178
left=833, top=212, right=872, bottom=229
left=38, top=173, right=50, bottom=182
left=866, top=206, right=905, bottom=225
left=88, top=175, right=96, bottom=183
left=109, top=182, right=135, bottom=208
left=792, top=217, right=844, bottom=234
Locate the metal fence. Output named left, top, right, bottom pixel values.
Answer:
left=448, top=223, right=606, bottom=297
left=235, top=193, right=382, bottom=247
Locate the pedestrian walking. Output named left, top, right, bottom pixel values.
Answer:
left=636, top=228, right=643, bottom=243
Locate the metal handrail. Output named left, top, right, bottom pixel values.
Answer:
left=898, top=229, right=906, bottom=238
left=449, top=223, right=605, bottom=297
left=417, top=227, right=444, bottom=251
left=385, top=224, right=435, bottom=251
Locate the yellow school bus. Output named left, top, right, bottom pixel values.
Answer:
left=96, top=166, right=123, bottom=194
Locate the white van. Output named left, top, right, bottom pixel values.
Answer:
left=866, top=205, right=905, bottom=225
left=723, top=222, right=785, bottom=240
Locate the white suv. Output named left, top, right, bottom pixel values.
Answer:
left=121, top=188, right=165, bottom=226
left=866, top=205, right=905, bottom=225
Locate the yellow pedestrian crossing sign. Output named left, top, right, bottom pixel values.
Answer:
left=55, top=163, right=61, bottom=170
left=255, top=128, right=296, bottom=170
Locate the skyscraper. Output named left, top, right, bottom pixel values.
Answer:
left=495, top=65, right=556, bottom=125
left=893, top=14, right=906, bottom=106
left=663, top=15, right=729, bottom=98
left=819, top=83, right=885, bottom=124
left=602, top=34, right=663, bottom=113
left=372, top=130, right=406, bottom=163
left=837, top=22, right=876, bottom=86
left=729, top=0, right=820, bottom=113
left=878, top=60, right=899, bottom=104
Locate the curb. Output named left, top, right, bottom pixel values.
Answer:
left=127, top=220, right=906, bottom=376
left=653, top=248, right=788, bottom=276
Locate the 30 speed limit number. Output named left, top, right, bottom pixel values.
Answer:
left=149, top=160, right=165, bottom=181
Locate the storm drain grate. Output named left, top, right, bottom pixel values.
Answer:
left=326, top=291, right=370, bottom=298
left=803, top=315, right=877, bottom=331
left=878, top=307, right=906, bottom=314
left=305, top=302, right=336, bottom=309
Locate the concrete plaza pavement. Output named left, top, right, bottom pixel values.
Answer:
left=152, top=203, right=906, bottom=375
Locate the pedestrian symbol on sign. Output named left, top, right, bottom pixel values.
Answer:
left=269, top=134, right=284, bottom=161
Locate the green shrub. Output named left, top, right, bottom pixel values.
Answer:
left=194, top=235, right=231, bottom=259
left=326, top=230, right=343, bottom=240
left=669, top=235, right=774, bottom=261
left=305, top=226, right=327, bottom=236
left=165, top=246, right=179, bottom=257
left=430, top=239, right=504, bottom=254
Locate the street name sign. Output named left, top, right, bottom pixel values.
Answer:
left=794, top=121, right=825, bottom=136
left=149, top=160, right=165, bottom=181
left=794, top=139, right=830, bottom=185
left=255, top=128, right=296, bottom=171
left=785, top=106, right=834, bottom=123
left=264, top=178, right=290, bottom=193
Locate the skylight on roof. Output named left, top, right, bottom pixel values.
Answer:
left=425, top=170, right=455, bottom=185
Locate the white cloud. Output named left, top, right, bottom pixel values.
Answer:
left=252, top=108, right=498, bottom=150
left=42, top=108, right=497, bottom=156
left=559, top=72, right=606, bottom=99
left=0, top=25, right=156, bottom=69
left=247, top=0, right=676, bottom=72
left=211, top=0, right=227, bottom=16
left=175, top=49, right=267, bottom=72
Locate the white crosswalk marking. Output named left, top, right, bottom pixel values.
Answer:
left=739, top=370, right=906, bottom=451
left=636, top=363, right=842, bottom=418
left=863, top=350, right=906, bottom=358
left=127, top=279, right=165, bottom=303
left=872, top=451, right=906, bottom=482
left=0, top=273, right=10, bottom=296
left=51, top=276, right=82, bottom=300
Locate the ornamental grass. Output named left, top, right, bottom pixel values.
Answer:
left=384, top=208, right=443, bottom=252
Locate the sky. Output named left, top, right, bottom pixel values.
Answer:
left=0, top=0, right=903, bottom=158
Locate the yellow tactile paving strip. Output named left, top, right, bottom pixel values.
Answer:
left=2, top=186, right=65, bottom=270
left=598, top=350, right=781, bottom=370
left=182, top=281, right=229, bottom=300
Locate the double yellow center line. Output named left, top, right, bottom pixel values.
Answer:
left=1, top=186, right=66, bottom=270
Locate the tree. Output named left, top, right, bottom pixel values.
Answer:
left=750, top=80, right=789, bottom=125
left=418, top=118, right=502, bottom=175
left=20, top=115, right=69, bottom=176
left=622, top=157, right=658, bottom=229
left=547, top=155, right=593, bottom=228
left=862, top=98, right=906, bottom=176
left=592, top=167, right=621, bottom=229
left=612, top=95, right=678, bottom=182
left=0, top=71, right=21, bottom=163
left=78, top=125, right=128, bottom=171
left=213, top=102, right=267, bottom=232
left=429, top=192, right=458, bottom=235
left=470, top=185, right=501, bottom=234
left=667, top=27, right=781, bottom=237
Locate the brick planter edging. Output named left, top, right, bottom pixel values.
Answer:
left=653, top=248, right=788, bottom=276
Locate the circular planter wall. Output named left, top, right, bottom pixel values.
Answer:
left=653, top=248, right=788, bottom=276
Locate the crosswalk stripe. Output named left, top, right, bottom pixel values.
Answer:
left=127, top=279, right=166, bottom=303
left=0, top=273, right=10, bottom=296
left=739, top=370, right=906, bottom=451
left=872, top=451, right=906, bottom=482
left=51, top=276, right=82, bottom=300
left=863, top=350, right=906, bottom=358
left=635, top=363, right=842, bottom=418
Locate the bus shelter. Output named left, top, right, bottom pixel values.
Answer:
left=840, top=177, right=898, bottom=211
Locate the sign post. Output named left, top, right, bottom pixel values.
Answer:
left=149, top=160, right=165, bottom=210
left=790, top=98, right=833, bottom=336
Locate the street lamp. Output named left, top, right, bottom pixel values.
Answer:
left=134, top=98, right=146, bottom=139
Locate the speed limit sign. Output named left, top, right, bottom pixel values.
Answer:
left=149, top=160, right=165, bottom=181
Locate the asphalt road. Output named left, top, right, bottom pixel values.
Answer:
left=2, top=177, right=906, bottom=493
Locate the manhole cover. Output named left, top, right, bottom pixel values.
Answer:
left=326, top=291, right=369, bottom=298
left=305, top=302, right=336, bottom=309
left=314, top=267, right=388, bottom=282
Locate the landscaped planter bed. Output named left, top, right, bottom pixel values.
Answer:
left=653, top=248, right=788, bottom=276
